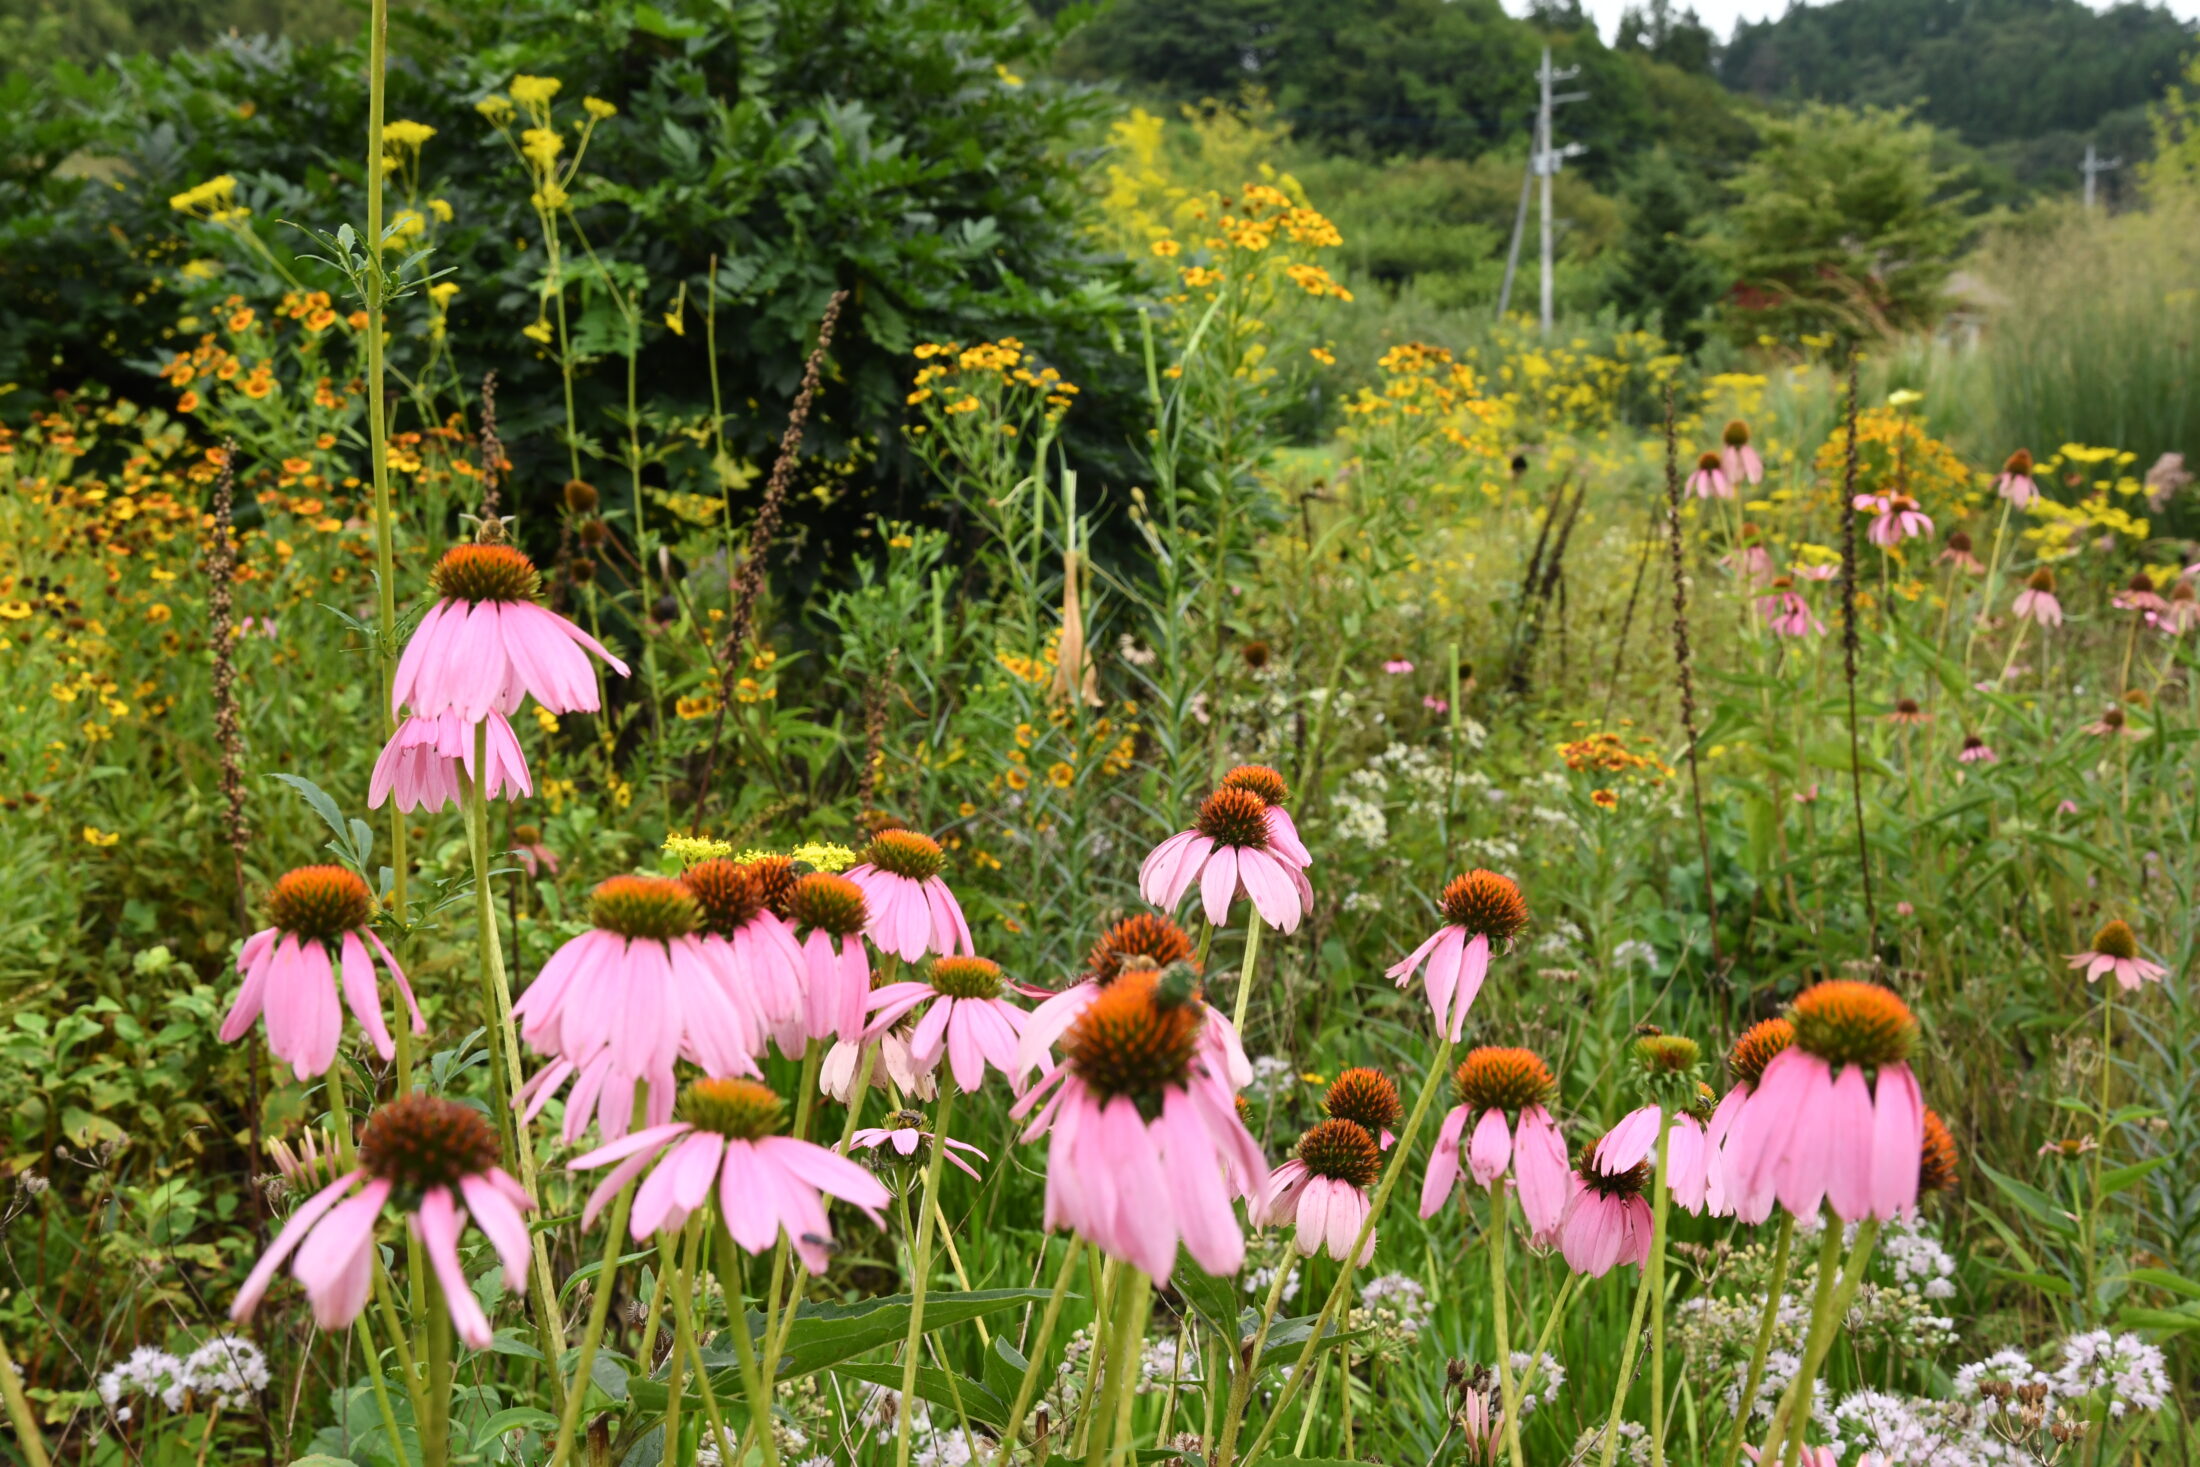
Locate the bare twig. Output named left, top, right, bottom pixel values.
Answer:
left=477, top=370, right=506, bottom=517
left=206, top=442, right=250, bottom=932
left=1662, top=388, right=1724, bottom=977
left=1837, top=356, right=1880, bottom=954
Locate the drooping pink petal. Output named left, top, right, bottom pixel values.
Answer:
left=1468, top=1106, right=1514, bottom=1187
left=1420, top=1104, right=1469, bottom=1218
left=458, top=1174, right=533, bottom=1291
left=230, top=1170, right=365, bottom=1322
left=1596, top=1105, right=1663, bottom=1176
left=1513, top=1107, right=1572, bottom=1240
left=1869, top=1062, right=1924, bottom=1220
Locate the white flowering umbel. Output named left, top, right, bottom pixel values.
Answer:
left=97, top=1335, right=268, bottom=1421
left=1507, top=1351, right=1565, bottom=1414
left=2052, top=1330, right=2170, bottom=1417
left=1954, top=1348, right=2049, bottom=1416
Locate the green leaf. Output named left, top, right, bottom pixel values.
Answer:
left=1172, top=1261, right=1245, bottom=1339
left=2123, top=1268, right=2200, bottom=1300
left=983, top=1335, right=1028, bottom=1404
left=289, top=1458, right=364, bottom=1467
left=1997, top=1270, right=2075, bottom=1298
left=471, top=1407, right=559, bottom=1450
left=1255, top=1315, right=1370, bottom=1370
left=833, top=1361, right=1011, bottom=1427
left=1976, top=1160, right=2078, bottom=1237
left=2116, top=1307, right=2200, bottom=1333
left=2099, top=1156, right=2169, bottom=1196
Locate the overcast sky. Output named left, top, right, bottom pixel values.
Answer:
left=1506, top=0, right=2200, bottom=43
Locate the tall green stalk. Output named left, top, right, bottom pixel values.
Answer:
left=1213, top=1250, right=1298, bottom=1466
left=1230, top=917, right=1265, bottom=1036
left=1646, top=1113, right=1676, bottom=1467
left=993, top=1239, right=1085, bottom=1464
left=896, top=1085, right=958, bottom=1467
left=716, top=1222, right=783, bottom=1467
left=1087, top=1266, right=1153, bottom=1467
left=1489, top=1177, right=1526, bottom=1467
left=1720, top=1212, right=1796, bottom=1467
left=547, top=1167, right=639, bottom=1467
left=420, top=1266, right=453, bottom=1467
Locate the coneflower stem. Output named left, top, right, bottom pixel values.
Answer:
left=351, top=1317, right=410, bottom=1467
left=1647, top=1112, right=1675, bottom=1467
left=1759, top=1215, right=1874, bottom=1466
left=660, top=1228, right=688, bottom=1467
left=1719, top=1211, right=1795, bottom=1467
left=547, top=1149, right=641, bottom=1467
left=1966, top=497, right=2015, bottom=676
left=2086, top=986, right=2114, bottom=1321
left=671, top=1225, right=737, bottom=1467
left=1231, top=916, right=1265, bottom=1037
left=994, top=1239, right=1084, bottom=1465
left=1661, top=386, right=1724, bottom=980
left=716, top=1221, right=783, bottom=1467
left=1596, top=1119, right=1669, bottom=1467
left=1835, top=358, right=1878, bottom=953
left=419, top=1266, right=453, bottom=1467
left=1072, top=1257, right=1120, bottom=1460
left=1489, top=1176, right=1526, bottom=1467
left=1514, top=1269, right=1579, bottom=1406
left=1214, top=1250, right=1298, bottom=1467
left=896, top=1084, right=958, bottom=1467
left=0, top=1331, right=51, bottom=1467
left=1237, top=1036, right=1456, bottom=1466
left=1089, top=1265, right=1152, bottom=1467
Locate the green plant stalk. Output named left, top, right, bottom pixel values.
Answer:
left=672, top=1226, right=738, bottom=1467
left=1489, top=1177, right=1526, bottom=1467
left=994, top=1238, right=1085, bottom=1465
left=1292, top=1357, right=1325, bottom=1456
left=1514, top=1269, right=1580, bottom=1407
left=1759, top=1216, right=1878, bottom=1466
left=0, top=1330, right=53, bottom=1467
left=660, top=1228, right=689, bottom=1467
left=1235, top=1035, right=1456, bottom=1467
left=759, top=1044, right=826, bottom=1385
left=1213, top=1249, right=1298, bottom=1467
left=897, top=1084, right=958, bottom=1467
left=1966, top=497, right=2016, bottom=676
left=1071, top=1258, right=1120, bottom=1460
left=1087, top=1265, right=1153, bottom=1467
left=2086, top=985, right=2114, bottom=1321
left=546, top=1168, right=639, bottom=1467
left=1230, top=916, right=1265, bottom=1037
left=1595, top=1158, right=1663, bottom=1467
left=1719, top=1212, right=1796, bottom=1467
left=420, top=1263, right=453, bottom=1467
left=716, top=1220, right=783, bottom=1467
left=352, top=1316, right=411, bottom=1467
left=1647, top=1113, right=1675, bottom=1467
left=326, top=1063, right=431, bottom=1430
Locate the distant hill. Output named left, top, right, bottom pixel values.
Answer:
left=1719, top=0, right=2195, bottom=199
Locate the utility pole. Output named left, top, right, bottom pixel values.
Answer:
left=1496, top=107, right=1536, bottom=320
left=2081, top=143, right=2121, bottom=210
left=1534, top=47, right=1588, bottom=337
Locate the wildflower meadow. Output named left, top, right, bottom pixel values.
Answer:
left=4, top=4, right=2200, bottom=1467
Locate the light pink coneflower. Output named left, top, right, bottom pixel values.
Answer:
left=1706, top=1018, right=1795, bottom=1222
left=1555, top=1140, right=1654, bottom=1277
left=368, top=710, right=532, bottom=813
left=1594, top=1102, right=1710, bottom=1214
left=1857, top=492, right=1933, bottom=548
left=510, top=876, right=759, bottom=1143
left=843, top=829, right=974, bottom=964
left=1885, top=698, right=1929, bottom=726
left=2114, top=573, right=2169, bottom=616
left=1938, top=530, right=1983, bottom=574
left=1790, top=563, right=1839, bottom=582
left=1012, top=967, right=1265, bottom=1284
left=1383, top=658, right=1415, bottom=675
left=1995, top=449, right=2038, bottom=507
left=1257, top=1119, right=1379, bottom=1262
left=864, top=956, right=1028, bottom=1094
left=848, top=1115, right=989, bottom=1180
left=1722, top=981, right=1924, bottom=1223
left=391, top=543, right=628, bottom=722
left=1139, top=784, right=1311, bottom=933
left=681, top=857, right=807, bottom=1049
left=1957, top=734, right=1997, bottom=765
left=510, top=823, right=559, bottom=878
left=1388, top=870, right=1529, bottom=1042
left=2068, top=919, right=2167, bottom=991
left=231, top=1097, right=529, bottom=1348
left=821, top=1031, right=936, bottom=1103
left=782, top=872, right=874, bottom=1048
left=2012, top=568, right=2063, bottom=626
left=221, top=866, right=423, bottom=1081
left=1015, top=915, right=1252, bottom=1094
left=1687, top=452, right=1732, bottom=500
left=570, top=1078, right=889, bottom=1272
left=1419, top=1047, right=1569, bottom=1239
left=1725, top=523, right=1775, bottom=585
left=2079, top=705, right=2142, bottom=740
left=1220, top=765, right=1313, bottom=871
left=2159, top=579, right=2200, bottom=634
left=1756, top=577, right=1824, bottom=638
left=1721, top=420, right=1764, bottom=486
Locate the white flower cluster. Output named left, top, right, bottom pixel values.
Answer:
left=1612, top=939, right=1659, bottom=970
left=97, top=1335, right=269, bottom=1422
left=1507, top=1351, right=1565, bottom=1415
left=1572, top=1420, right=1653, bottom=1466
left=1244, top=1262, right=1301, bottom=1304
left=1533, top=916, right=1584, bottom=959
left=856, top=1387, right=982, bottom=1467
left=1358, top=1272, right=1432, bottom=1337
left=1953, top=1347, right=2049, bottom=1415
left=2052, top=1330, right=2169, bottom=1416
left=1136, top=1333, right=1202, bottom=1392
left=1462, top=836, right=1522, bottom=867
left=1340, top=889, right=1384, bottom=914
left=1877, top=1216, right=1958, bottom=1299
left=1242, top=1055, right=1298, bottom=1105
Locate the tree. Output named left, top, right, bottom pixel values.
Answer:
left=1607, top=150, right=1721, bottom=351
left=2143, top=49, right=2200, bottom=200
left=1616, top=0, right=1716, bottom=77
left=1714, top=104, right=1969, bottom=342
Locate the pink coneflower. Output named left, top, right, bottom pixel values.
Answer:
left=1706, top=1019, right=1794, bottom=1223
left=231, top=1097, right=529, bottom=1348
left=1555, top=1140, right=1653, bottom=1277
left=682, top=857, right=808, bottom=1047
left=1139, top=785, right=1311, bottom=933
left=1424, top=695, right=1451, bottom=714
left=1323, top=1067, right=1403, bottom=1150
left=849, top=1114, right=989, bottom=1180
left=510, top=876, right=759, bottom=1143
left=1597, top=1100, right=1711, bottom=1213
left=1995, top=449, right=2038, bottom=507
left=368, top=710, right=532, bottom=812
left=1222, top=764, right=1313, bottom=870
left=570, top=1078, right=889, bottom=1272
left=821, top=1030, right=936, bottom=1103
left=2068, top=919, right=2167, bottom=991
left=1388, top=870, right=1529, bottom=1042
left=1756, top=577, right=1824, bottom=638
left=1724, top=523, right=1774, bottom=585
left=1957, top=734, right=1997, bottom=764
left=2012, top=568, right=2062, bottom=626
left=221, top=866, right=423, bottom=1081
left=2160, top=579, right=2200, bottom=634
left=1790, top=562, right=1838, bottom=582
left=2113, top=572, right=2168, bottom=616
left=1722, top=981, right=1924, bottom=1223
left=1886, top=698, right=1929, bottom=726
left=1857, top=492, right=1933, bottom=548
left=391, top=542, right=628, bottom=722
left=1743, top=1447, right=1839, bottom=1467
left=1938, top=530, right=1983, bottom=574
left=1257, top=1118, right=1379, bottom=1263
left=1015, top=915, right=1251, bottom=1093
left=1383, top=658, right=1415, bottom=675
left=843, top=829, right=973, bottom=964
left=510, top=823, right=559, bottom=878
left=1793, top=784, right=1819, bottom=804
left=1721, top=420, right=1764, bottom=486
left=1687, top=452, right=1732, bottom=500
left=785, top=873, right=874, bottom=1047
left=1419, top=1047, right=1569, bottom=1239
left=2079, top=705, right=2141, bottom=740
left=864, top=956, right=1027, bottom=1094
left=1012, top=967, right=1264, bottom=1284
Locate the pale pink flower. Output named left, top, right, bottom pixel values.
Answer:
left=1383, top=659, right=1415, bottom=675
left=2012, top=569, right=2063, bottom=627
left=1957, top=735, right=1997, bottom=765
left=1723, top=981, right=1924, bottom=1224
left=848, top=1120, right=988, bottom=1181
left=1725, top=539, right=1775, bottom=585
left=1555, top=1164, right=1654, bottom=1277
left=231, top=1098, right=529, bottom=1349
left=391, top=543, right=628, bottom=723
left=1706, top=1017, right=1793, bottom=1224
left=570, top=1078, right=889, bottom=1273
left=1857, top=492, right=1932, bottom=548
left=1012, top=968, right=1263, bottom=1284
left=2113, top=573, right=2168, bottom=616
left=1720, top=421, right=1765, bottom=486
left=1139, top=784, right=1311, bottom=933
left=1995, top=450, right=2038, bottom=507
left=1423, top=695, right=1451, bottom=714
left=782, top=873, right=874, bottom=1048
left=368, top=710, right=531, bottom=813
left=1756, top=579, right=1824, bottom=638
left=2079, top=705, right=2142, bottom=740
left=680, top=857, right=809, bottom=1052
left=1257, top=1119, right=1378, bottom=1263
left=2067, top=920, right=2167, bottom=991
left=820, top=1032, right=936, bottom=1103
left=1594, top=1104, right=1710, bottom=1214
left=1387, top=870, right=1528, bottom=1042
left=1419, top=1047, right=1569, bottom=1240
left=864, top=956, right=1028, bottom=1094
left=1938, top=531, right=1983, bottom=574
left=512, top=831, right=559, bottom=878
left=511, top=876, right=760, bottom=1143
left=843, top=830, right=973, bottom=964
left=1687, top=452, right=1732, bottom=499
left=221, top=866, right=423, bottom=1081
left=1014, top=915, right=1253, bottom=1095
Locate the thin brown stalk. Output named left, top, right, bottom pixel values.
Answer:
left=1662, top=388, right=1723, bottom=976
left=206, top=442, right=250, bottom=930
left=856, top=649, right=901, bottom=814
left=692, top=289, right=849, bottom=822
left=477, top=370, right=506, bottom=517
left=1837, top=357, right=1880, bottom=953
left=1599, top=494, right=1662, bottom=729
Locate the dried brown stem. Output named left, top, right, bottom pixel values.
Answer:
left=1837, top=356, right=1880, bottom=954
left=1663, top=388, right=1724, bottom=977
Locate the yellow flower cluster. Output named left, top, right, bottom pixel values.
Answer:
left=1811, top=407, right=1972, bottom=517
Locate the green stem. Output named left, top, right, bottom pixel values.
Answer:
left=1490, top=1177, right=1526, bottom=1467
left=1071, top=1258, right=1119, bottom=1461
left=716, top=1221, right=782, bottom=1467
left=353, top=1315, right=412, bottom=1467
left=420, top=1263, right=453, bottom=1467
left=994, top=1239, right=1084, bottom=1464
left=1759, top=1216, right=1870, bottom=1467
left=660, top=1228, right=689, bottom=1467
left=1648, top=1113, right=1675, bottom=1467
left=1720, top=1212, right=1796, bottom=1467
left=1230, top=916, right=1264, bottom=1038
left=1088, top=1266, right=1152, bottom=1467
left=1236, top=1035, right=1456, bottom=1467
left=1213, top=1250, right=1297, bottom=1467
left=547, top=1167, right=639, bottom=1467
left=897, top=1085, right=958, bottom=1467
left=674, top=1233, right=739, bottom=1467
left=1514, top=1269, right=1579, bottom=1407
left=1595, top=1186, right=1660, bottom=1467
left=2087, top=986, right=2114, bottom=1321
left=0, top=1330, right=53, bottom=1467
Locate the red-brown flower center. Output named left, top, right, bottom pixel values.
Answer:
left=2089, top=919, right=2138, bottom=960
left=2003, top=449, right=2033, bottom=475
left=359, top=1096, right=500, bottom=1196
left=787, top=873, right=868, bottom=938
left=1791, top=980, right=1916, bottom=1069
left=1727, top=1017, right=1795, bottom=1087
left=1723, top=418, right=1751, bottom=448
left=680, top=859, right=765, bottom=936
left=268, top=865, right=374, bottom=942
left=1452, top=1047, right=1554, bottom=1115
left=430, top=543, right=541, bottom=603
left=1578, top=1141, right=1649, bottom=1199
left=742, top=855, right=799, bottom=918
left=590, top=875, right=700, bottom=940
left=2026, top=567, right=2056, bottom=593
left=1918, top=1108, right=1958, bottom=1195
left=1061, top=967, right=1202, bottom=1107
left=1297, top=1118, right=1380, bottom=1188
left=1697, top=451, right=1722, bottom=472
left=1221, top=764, right=1290, bottom=807
left=1438, top=870, right=1529, bottom=942
left=1085, top=912, right=1199, bottom=984
left=1194, top=786, right=1271, bottom=848
left=1325, top=1067, right=1402, bottom=1136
